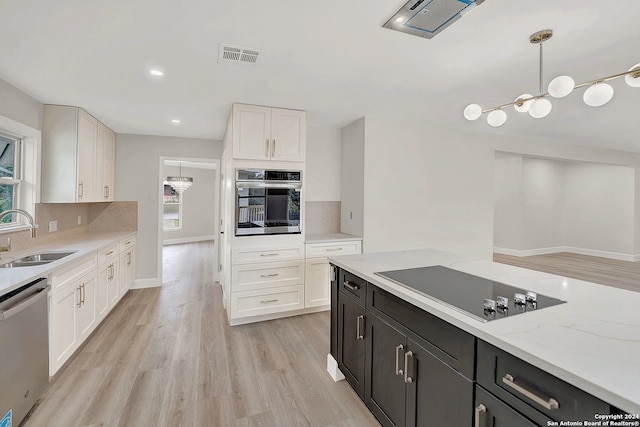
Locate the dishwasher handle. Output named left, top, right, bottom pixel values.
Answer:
left=0, top=282, right=50, bottom=321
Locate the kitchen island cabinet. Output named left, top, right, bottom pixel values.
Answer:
left=328, top=248, right=637, bottom=426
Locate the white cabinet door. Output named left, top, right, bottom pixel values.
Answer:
left=232, top=104, right=271, bottom=160
left=304, top=257, right=331, bottom=308
left=77, top=108, right=97, bottom=201
left=49, top=284, right=78, bottom=375
left=97, top=122, right=116, bottom=200
left=270, top=108, right=306, bottom=162
left=97, top=262, right=110, bottom=320
left=76, top=273, right=97, bottom=342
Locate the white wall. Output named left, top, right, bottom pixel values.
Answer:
left=521, top=157, right=566, bottom=250
left=493, top=153, right=523, bottom=251
left=115, top=134, right=223, bottom=285
left=162, top=165, right=216, bottom=244
left=340, top=118, right=365, bottom=237
left=0, top=77, right=43, bottom=130
left=564, top=163, right=634, bottom=255
left=362, top=116, right=495, bottom=257
left=306, top=126, right=341, bottom=201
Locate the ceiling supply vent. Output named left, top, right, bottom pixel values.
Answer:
left=383, top=0, right=484, bottom=39
left=218, top=44, right=262, bottom=65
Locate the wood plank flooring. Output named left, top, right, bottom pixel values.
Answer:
left=494, top=252, right=640, bottom=293
left=25, top=242, right=379, bottom=427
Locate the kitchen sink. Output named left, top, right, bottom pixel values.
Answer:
left=0, top=250, right=77, bottom=268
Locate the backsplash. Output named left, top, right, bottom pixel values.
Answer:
left=0, top=201, right=137, bottom=253
left=305, top=201, right=341, bottom=234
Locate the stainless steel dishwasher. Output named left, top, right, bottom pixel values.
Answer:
left=0, top=277, right=50, bottom=427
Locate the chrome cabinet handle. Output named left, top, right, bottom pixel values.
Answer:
left=474, top=404, right=487, bottom=427
left=106, top=250, right=114, bottom=256
left=326, top=247, right=343, bottom=252
left=104, top=185, right=109, bottom=198
left=272, top=139, right=275, bottom=155
left=395, top=344, right=405, bottom=376
left=343, top=281, right=359, bottom=291
left=266, top=138, right=269, bottom=157
left=356, top=314, right=364, bottom=340
left=260, top=273, right=280, bottom=278
left=260, top=299, right=279, bottom=304
left=404, top=351, right=414, bottom=383
left=77, top=286, right=82, bottom=308
left=127, top=252, right=132, bottom=265
left=78, top=182, right=83, bottom=199
left=260, top=253, right=280, bottom=257
left=80, top=283, right=85, bottom=306
left=502, top=374, right=559, bottom=410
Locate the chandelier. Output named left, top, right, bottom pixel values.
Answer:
left=463, top=29, right=640, bottom=127
left=166, top=161, right=193, bottom=193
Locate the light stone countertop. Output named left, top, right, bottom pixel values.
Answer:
left=305, top=233, right=362, bottom=244
left=0, top=231, right=136, bottom=297
left=328, top=248, right=640, bottom=414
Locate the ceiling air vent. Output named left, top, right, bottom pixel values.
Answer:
left=383, top=0, right=484, bottom=39
left=218, top=44, right=262, bottom=65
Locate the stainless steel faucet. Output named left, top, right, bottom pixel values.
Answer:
left=0, top=209, right=37, bottom=253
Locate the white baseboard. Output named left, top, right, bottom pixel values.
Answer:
left=131, top=278, right=162, bottom=289
left=327, top=354, right=345, bottom=382
left=494, top=246, right=637, bottom=262
left=162, top=235, right=215, bottom=246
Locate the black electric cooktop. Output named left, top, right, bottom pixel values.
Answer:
left=375, top=265, right=566, bottom=322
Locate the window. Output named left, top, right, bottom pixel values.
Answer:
left=163, top=183, right=182, bottom=230
left=0, top=132, right=21, bottom=225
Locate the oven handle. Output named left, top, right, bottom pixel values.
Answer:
left=0, top=284, right=50, bottom=321
left=236, top=181, right=301, bottom=190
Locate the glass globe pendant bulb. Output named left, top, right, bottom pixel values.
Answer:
left=583, top=82, right=614, bottom=107
left=624, top=63, right=640, bottom=87
left=487, top=109, right=507, bottom=127
left=548, top=75, right=575, bottom=98
left=464, top=104, right=482, bottom=121
left=528, top=98, right=552, bottom=118
left=513, top=94, right=534, bottom=113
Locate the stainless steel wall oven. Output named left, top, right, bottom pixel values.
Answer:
left=235, top=169, right=302, bottom=236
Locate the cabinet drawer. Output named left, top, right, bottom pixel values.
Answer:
left=339, top=269, right=366, bottom=305
left=118, top=236, right=136, bottom=252
left=475, top=385, right=540, bottom=427
left=232, top=260, right=304, bottom=292
left=231, top=285, right=304, bottom=318
left=305, top=241, right=361, bottom=258
left=98, top=244, right=118, bottom=264
left=477, top=340, right=612, bottom=425
left=232, top=246, right=303, bottom=265
left=51, top=254, right=97, bottom=293
left=367, top=284, right=475, bottom=379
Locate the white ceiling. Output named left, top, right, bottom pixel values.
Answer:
left=1, top=0, right=639, bottom=152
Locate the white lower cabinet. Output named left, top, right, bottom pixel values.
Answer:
left=49, top=266, right=97, bottom=376
left=231, top=285, right=305, bottom=318
left=304, top=240, right=362, bottom=309
left=49, top=234, right=136, bottom=376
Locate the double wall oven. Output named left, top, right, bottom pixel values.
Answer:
left=235, top=169, right=302, bottom=236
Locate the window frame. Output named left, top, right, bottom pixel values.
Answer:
left=0, top=131, right=23, bottom=227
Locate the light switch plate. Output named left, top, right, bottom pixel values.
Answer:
left=48, top=220, right=58, bottom=232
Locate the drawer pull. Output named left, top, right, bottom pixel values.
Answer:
left=502, top=374, right=559, bottom=410
left=474, top=404, right=487, bottom=427
left=343, top=281, right=359, bottom=291
left=404, top=350, right=414, bottom=383
left=106, top=250, right=114, bottom=256
left=356, top=314, right=364, bottom=340
left=260, top=253, right=280, bottom=257
left=260, top=273, right=280, bottom=278
left=325, top=247, right=343, bottom=252
left=395, top=344, right=404, bottom=376
left=260, top=299, right=279, bottom=304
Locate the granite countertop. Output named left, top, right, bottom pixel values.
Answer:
left=328, top=248, right=640, bottom=414
left=0, top=231, right=136, bottom=297
left=305, top=233, right=362, bottom=244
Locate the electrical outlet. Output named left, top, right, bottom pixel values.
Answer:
left=78, top=215, right=82, bottom=225
left=48, top=220, right=58, bottom=232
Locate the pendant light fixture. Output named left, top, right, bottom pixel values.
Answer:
left=166, top=161, right=193, bottom=193
left=463, top=29, right=640, bottom=127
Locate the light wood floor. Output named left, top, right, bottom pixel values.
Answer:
left=494, top=252, right=640, bottom=293
left=25, top=242, right=379, bottom=427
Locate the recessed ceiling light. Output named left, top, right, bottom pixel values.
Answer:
left=396, top=16, right=405, bottom=23
left=171, top=119, right=180, bottom=124
left=150, top=69, right=164, bottom=76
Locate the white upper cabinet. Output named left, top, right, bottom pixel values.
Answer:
left=42, top=105, right=116, bottom=202
left=232, top=104, right=306, bottom=162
